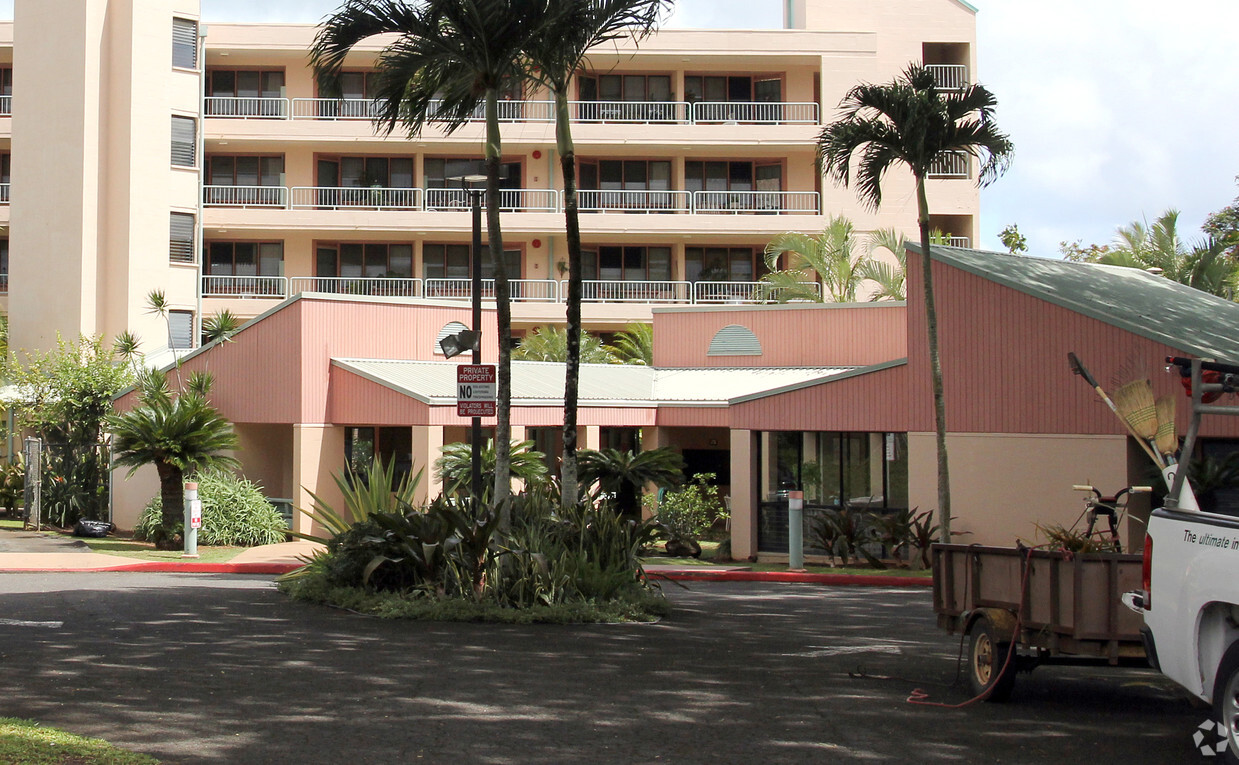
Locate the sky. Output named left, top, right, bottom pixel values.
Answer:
left=1, top=0, right=1235, bottom=256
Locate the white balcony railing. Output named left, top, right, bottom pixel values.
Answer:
left=423, top=188, right=559, bottom=213
left=0, top=183, right=9, bottom=204
left=204, top=96, right=289, bottom=118
left=928, top=151, right=969, bottom=178
left=0, top=96, right=11, bottom=116
left=574, top=280, right=691, bottom=303
left=577, top=189, right=691, bottom=214
left=692, top=190, right=819, bottom=215
left=945, top=236, right=971, bottom=248
left=289, top=277, right=422, bottom=297
left=290, top=186, right=423, bottom=210
left=690, top=101, right=819, bottom=124
left=423, top=278, right=559, bottom=302
left=201, top=275, right=289, bottom=298
left=926, top=64, right=969, bottom=91
left=570, top=100, right=688, bottom=123
left=203, top=185, right=289, bottom=208
left=290, top=97, right=382, bottom=120
left=692, top=280, right=822, bottom=304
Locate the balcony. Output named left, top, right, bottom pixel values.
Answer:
left=204, top=97, right=821, bottom=126
left=692, top=280, right=821, bottom=303
left=928, top=151, right=969, bottom=179
left=205, top=185, right=819, bottom=215
left=926, top=64, right=968, bottom=91
left=290, top=276, right=422, bottom=297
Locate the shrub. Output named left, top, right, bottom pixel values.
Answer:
left=135, top=468, right=287, bottom=547
left=649, top=473, right=727, bottom=556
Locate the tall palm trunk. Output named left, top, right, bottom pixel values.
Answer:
left=916, top=175, right=951, bottom=542
left=555, top=91, right=582, bottom=506
left=485, top=88, right=513, bottom=525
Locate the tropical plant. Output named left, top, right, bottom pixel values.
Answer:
left=202, top=310, right=243, bottom=346
left=294, top=457, right=425, bottom=544
left=107, top=369, right=239, bottom=548
left=578, top=447, right=685, bottom=517
left=434, top=439, right=549, bottom=498
left=648, top=472, right=727, bottom=557
left=1097, top=210, right=1239, bottom=298
left=521, top=0, right=671, bottom=510
left=134, top=467, right=288, bottom=547
left=513, top=326, right=619, bottom=364
left=998, top=223, right=1028, bottom=254
left=869, top=507, right=916, bottom=564
left=810, top=505, right=875, bottom=567
left=759, top=215, right=867, bottom=303
left=859, top=227, right=908, bottom=301
left=0, top=456, right=21, bottom=517
left=611, top=323, right=654, bottom=365
left=312, top=0, right=561, bottom=517
left=817, top=62, right=1014, bottom=540
left=908, top=508, right=942, bottom=568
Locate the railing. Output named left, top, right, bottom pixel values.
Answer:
left=691, top=101, right=819, bottom=124
left=0, top=183, right=9, bottom=203
left=945, top=236, right=971, bottom=248
left=692, top=280, right=822, bottom=304
left=290, top=97, right=382, bottom=120
left=574, top=280, right=691, bottom=303
left=0, top=96, right=10, bottom=116
left=926, top=64, right=969, bottom=91
left=692, top=190, right=819, bottom=214
left=577, top=189, right=691, bottom=214
left=0, top=274, right=8, bottom=294
left=570, top=100, right=688, bottom=123
left=204, top=96, right=289, bottom=118
left=423, top=188, right=559, bottom=213
left=928, top=151, right=969, bottom=178
left=290, top=186, right=423, bottom=210
left=203, top=185, right=288, bottom=208
left=201, top=275, right=289, bottom=298
left=290, top=276, right=422, bottom=297
left=423, top=278, right=559, bottom=302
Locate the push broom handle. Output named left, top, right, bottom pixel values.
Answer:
left=1068, top=352, right=1165, bottom=468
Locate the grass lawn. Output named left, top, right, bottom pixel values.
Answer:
left=0, top=717, right=158, bottom=764
left=0, top=518, right=22, bottom=530
left=78, top=537, right=247, bottom=564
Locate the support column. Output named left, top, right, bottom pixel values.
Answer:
left=731, top=429, right=758, bottom=561
left=582, top=425, right=601, bottom=451
left=411, top=424, right=444, bottom=505
left=292, top=424, right=346, bottom=537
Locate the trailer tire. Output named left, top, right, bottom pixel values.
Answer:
left=1213, top=643, right=1239, bottom=764
left=967, top=614, right=1016, bottom=702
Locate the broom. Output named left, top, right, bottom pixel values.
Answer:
left=1114, top=379, right=1162, bottom=466
left=1068, top=353, right=1164, bottom=468
left=1155, top=395, right=1177, bottom=463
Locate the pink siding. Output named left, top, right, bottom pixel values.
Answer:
left=653, top=304, right=906, bottom=368
left=906, top=252, right=1239, bottom=437
left=328, top=366, right=432, bottom=425
left=656, top=407, right=732, bottom=428
left=730, top=364, right=910, bottom=432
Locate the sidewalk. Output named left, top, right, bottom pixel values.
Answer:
left=0, top=529, right=932, bottom=585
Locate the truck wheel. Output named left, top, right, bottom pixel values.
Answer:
left=967, top=614, right=1016, bottom=702
left=1213, top=644, right=1239, bottom=764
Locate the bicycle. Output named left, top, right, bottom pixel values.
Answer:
left=1070, top=484, right=1152, bottom=554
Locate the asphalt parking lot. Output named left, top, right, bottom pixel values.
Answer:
left=0, top=575, right=1208, bottom=763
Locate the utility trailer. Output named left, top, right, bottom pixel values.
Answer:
left=933, top=543, right=1148, bottom=701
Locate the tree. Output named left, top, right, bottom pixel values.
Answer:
left=817, top=63, right=1013, bottom=540
left=859, top=228, right=908, bottom=301
left=611, top=323, right=654, bottom=365
left=578, top=447, right=684, bottom=517
left=759, top=215, right=868, bottom=303
left=1058, top=239, right=1110, bottom=263
left=312, top=0, right=558, bottom=521
left=434, top=439, right=549, bottom=497
left=108, top=370, right=239, bottom=549
left=522, top=0, right=671, bottom=508
left=513, top=326, right=619, bottom=364
left=1204, top=175, right=1239, bottom=258
left=1097, top=209, right=1238, bottom=297
left=998, top=223, right=1027, bottom=254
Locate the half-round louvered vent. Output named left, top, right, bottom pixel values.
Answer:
left=435, top=321, right=469, bottom=355
left=707, top=325, right=761, bottom=356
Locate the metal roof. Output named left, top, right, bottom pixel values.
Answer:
left=332, top=358, right=854, bottom=408
left=919, top=244, right=1239, bottom=362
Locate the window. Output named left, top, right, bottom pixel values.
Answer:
left=169, top=311, right=194, bottom=350
left=207, top=241, right=284, bottom=277
left=205, top=69, right=284, bottom=116
left=316, top=243, right=414, bottom=279
left=0, top=239, right=8, bottom=294
left=423, top=158, right=521, bottom=190
left=578, top=73, right=671, bottom=103
left=170, top=116, right=196, bottom=167
left=170, top=213, right=195, bottom=264
left=318, top=156, right=415, bottom=188
left=581, top=246, right=671, bottom=281
left=686, top=247, right=767, bottom=283
left=684, top=75, right=782, bottom=103
left=205, top=156, right=283, bottom=205
left=172, top=18, right=198, bottom=70
left=0, top=153, right=9, bottom=203
left=0, top=68, right=12, bottom=116
left=579, top=159, right=672, bottom=210
left=422, top=244, right=520, bottom=280
left=345, top=427, right=414, bottom=485
left=685, top=160, right=783, bottom=211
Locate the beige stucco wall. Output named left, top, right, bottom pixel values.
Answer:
left=292, top=423, right=346, bottom=536
left=907, top=432, right=1130, bottom=547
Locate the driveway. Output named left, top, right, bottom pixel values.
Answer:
left=0, top=576, right=1206, bottom=763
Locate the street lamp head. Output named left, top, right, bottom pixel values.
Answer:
left=439, top=329, right=481, bottom=359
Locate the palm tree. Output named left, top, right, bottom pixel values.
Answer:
left=521, top=0, right=671, bottom=507
left=611, top=323, right=654, bottom=365
left=859, top=227, right=908, bottom=301
left=578, top=447, right=684, bottom=517
left=759, top=215, right=867, bottom=302
left=311, top=0, right=557, bottom=520
left=108, top=370, right=239, bottom=549
left=817, top=63, right=1013, bottom=540
left=1099, top=210, right=1239, bottom=298
left=435, top=439, right=549, bottom=497
left=513, top=326, right=619, bottom=364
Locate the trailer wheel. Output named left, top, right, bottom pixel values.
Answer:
left=1213, top=643, right=1239, bottom=764
left=967, top=614, right=1016, bottom=702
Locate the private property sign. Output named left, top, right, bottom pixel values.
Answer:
left=457, top=364, right=496, bottom=417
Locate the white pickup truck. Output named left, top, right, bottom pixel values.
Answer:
left=1129, top=357, right=1239, bottom=763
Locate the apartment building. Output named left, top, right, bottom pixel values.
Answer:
left=2, top=0, right=980, bottom=356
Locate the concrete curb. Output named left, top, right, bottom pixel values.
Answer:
left=648, top=570, right=933, bottom=586
left=0, top=562, right=304, bottom=575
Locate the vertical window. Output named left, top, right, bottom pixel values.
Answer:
left=207, top=241, right=283, bottom=276
left=169, top=311, right=194, bottom=350
left=171, top=116, right=196, bottom=167
left=0, top=153, right=10, bottom=202
left=0, top=239, right=8, bottom=294
left=170, top=213, right=195, bottom=263
left=172, top=18, right=198, bottom=70
left=0, top=68, right=12, bottom=116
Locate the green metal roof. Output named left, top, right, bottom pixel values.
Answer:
left=916, top=244, right=1239, bottom=362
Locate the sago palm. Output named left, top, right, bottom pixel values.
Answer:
left=578, top=447, right=684, bottom=517
left=817, top=63, right=1013, bottom=540
left=521, top=0, right=671, bottom=507
left=312, top=0, right=557, bottom=518
left=435, top=439, right=549, bottom=497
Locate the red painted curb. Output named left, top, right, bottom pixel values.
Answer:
left=648, top=570, right=932, bottom=586
left=0, top=562, right=303, bottom=575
